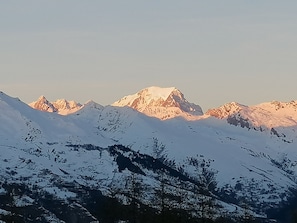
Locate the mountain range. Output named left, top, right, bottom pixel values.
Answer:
left=29, top=96, right=83, bottom=115
left=1, top=86, right=297, bottom=222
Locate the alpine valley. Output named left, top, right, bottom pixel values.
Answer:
left=1, top=86, right=297, bottom=223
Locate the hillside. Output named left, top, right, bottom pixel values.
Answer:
left=1, top=89, right=297, bottom=222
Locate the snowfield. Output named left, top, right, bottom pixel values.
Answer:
left=1, top=87, right=297, bottom=222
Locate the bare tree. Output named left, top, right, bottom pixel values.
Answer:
left=124, top=171, right=145, bottom=223
left=188, top=156, right=218, bottom=221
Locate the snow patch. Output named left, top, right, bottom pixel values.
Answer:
left=14, top=195, right=35, bottom=207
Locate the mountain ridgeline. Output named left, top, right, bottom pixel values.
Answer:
left=29, top=96, right=83, bottom=115
left=112, top=86, right=203, bottom=119
left=1, top=87, right=297, bottom=222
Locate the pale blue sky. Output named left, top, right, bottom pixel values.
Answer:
left=1, top=1, right=297, bottom=111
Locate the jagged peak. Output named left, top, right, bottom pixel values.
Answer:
left=138, top=86, right=178, bottom=100
left=29, top=96, right=83, bottom=115
left=54, top=98, right=67, bottom=103
left=38, top=95, right=48, bottom=100
left=205, top=102, right=246, bottom=119
left=83, top=100, right=103, bottom=108
left=113, top=86, right=179, bottom=107
left=85, top=99, right=95, bottom=104
left=268, top=100, right=297, bottom=110
left=221, top=101, right=246, bottom=110
left=30, top=95, right=51, bottom=105
left=29, top=95, right=55, bottom=110
left=53, top=99, right=82, bottom=110
left=112, top=86, right=203, bottom=120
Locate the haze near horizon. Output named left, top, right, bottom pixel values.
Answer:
left=1, top=1, right=297, bottom=110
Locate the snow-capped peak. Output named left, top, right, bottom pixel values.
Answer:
left=52, top=99, right=82, bottom=115
left=206, top=100, right=297, bottom=139
left=112, top=86, right=203, bottom=120
left=139, top=86, right=177, bottom=102
left=205, top=102, right=245, bottom=119
left=38, top=95, right=47, bottom=101
left=29, top=96, right=82, bottom=115
left=258, top=100, right=297, bottom=113
left=113, top=86, right=177, bottom=107
left=2, top=90, right=297, bottom=221
left=29, top=95, right=57, bottom=113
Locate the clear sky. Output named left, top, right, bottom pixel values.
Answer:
left=1, top=1, right=297, bottom=111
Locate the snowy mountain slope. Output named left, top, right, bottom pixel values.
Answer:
left=1, top=90, right=297, bottom=221
left=206, top=100, right=297, bottom=144
left=206, top=100, right=297, bottom=128
left=205, top=102, right=246, bottom=119
left=29, top=96, right=82, bottom=115
left=112, top=86, right=203, bottom=120
left=92, top=109, right=297, bottom=200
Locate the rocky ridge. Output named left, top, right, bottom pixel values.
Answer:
left=112, top=86, right=203, bottom=120
left=29, top=96, right=82, bottom=115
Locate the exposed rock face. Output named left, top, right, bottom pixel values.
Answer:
left=29, top=96, right=82, bottom=115
left=205, top=102, right=244, bottom=119
left=29, top=96, right=57, bottom=113
left=2, top=90, right=297, bottom=222
left=206, top=100, right=297, bottom=144
left=112, top=86, right=203, bottom=120
left=206, top=100, right=297, bottom=129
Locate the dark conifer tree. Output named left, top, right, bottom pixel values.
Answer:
left=124, top=171, right=145, bottom=223
left=188, top=156, right=218, bottom=222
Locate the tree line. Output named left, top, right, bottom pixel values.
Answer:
left=95, top=153, right=262, bottom=223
